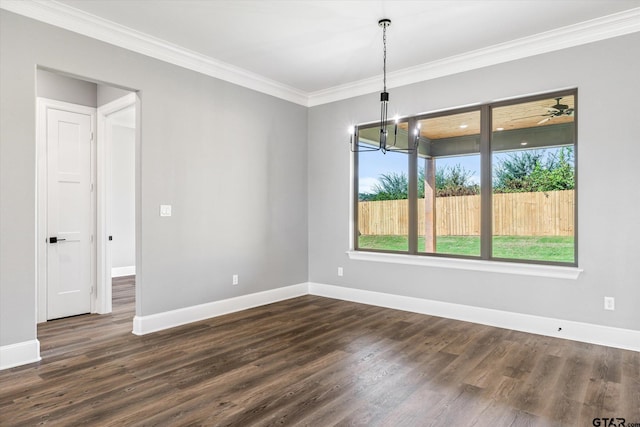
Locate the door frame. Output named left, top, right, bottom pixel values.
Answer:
left=36, top=98, right=97, bottom=323
left=95, top=93, right=136, bottom=314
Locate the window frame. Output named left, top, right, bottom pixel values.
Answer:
left=352, top=89, right=578, bottom=267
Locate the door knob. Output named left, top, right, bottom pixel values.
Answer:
left=49, top=237, right=66, bottom=243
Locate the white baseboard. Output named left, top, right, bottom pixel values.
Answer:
left=308, top=283, right=640, bottom=352
left=4, top=282, right=635, bottom=371
left=112, top=265, right=135, bottom=277
left=132, top=283, right=308, bottom=335
left=0, top=340, right=41, bottom=370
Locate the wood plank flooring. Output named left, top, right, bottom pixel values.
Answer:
left=1, top=276, right=639, bottom=426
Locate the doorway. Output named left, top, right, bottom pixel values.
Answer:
left=96, top=94, right=136, bottom=314
left=36, top=69, right=138, bottom=323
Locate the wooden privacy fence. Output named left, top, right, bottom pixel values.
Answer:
left=358, top=190, right=574, bottom=236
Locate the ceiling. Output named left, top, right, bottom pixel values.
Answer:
left=418, top=95, right=575, bottom=140
left=4, top=1, right=640, bottom=105
left=382, top=94, right=573, bottom=146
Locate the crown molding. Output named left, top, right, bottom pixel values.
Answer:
left=2, top=1, right=639, bottom=108
left=306, top=7, right=640, bottom=106
left=0, top=0, right=309, bottom=106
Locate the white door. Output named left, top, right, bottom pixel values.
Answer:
left=46, top=108, right=93, bottom=320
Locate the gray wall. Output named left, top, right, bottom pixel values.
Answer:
left=0, top=11, right=308, bottom=347
left=111, top=124, right=136, bottom=271
left=37, top=68, right=97, bottom=107
left=98, top=84, right=133, bottom=107
left=308, top=32, right=640, bottom=332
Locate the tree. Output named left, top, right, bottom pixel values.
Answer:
left=493, top=150, right=543, bottom=192
left=529, top=147, right=574, bottom=191
left=359, top=164, right=479, bottom=200
left=364, top=172, right=409, bottom=201
left=493, top=147, right=574, bottom=193
left=434, top=164, right=480, bottom=197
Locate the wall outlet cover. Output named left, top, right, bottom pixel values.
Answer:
left=604, top=296, right=615, bottom=311
left=160, top=204, right=172, bottom=217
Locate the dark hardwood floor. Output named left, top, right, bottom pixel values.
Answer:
left=1, top=276, right=639, bottom=426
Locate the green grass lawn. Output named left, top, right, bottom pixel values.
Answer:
left=358, top=235, right=574, bottom=263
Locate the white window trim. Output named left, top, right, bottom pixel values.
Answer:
left=346, top=250, right=582, bottom=280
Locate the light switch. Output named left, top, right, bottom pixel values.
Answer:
left=160, top=204, right=172, bottom=217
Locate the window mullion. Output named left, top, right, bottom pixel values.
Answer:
left=408, top=118, right=418, bottom=254
left=480, top=105, right=492, bottom=260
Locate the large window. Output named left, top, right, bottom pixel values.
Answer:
left=354, top=90, right=577, bottom=266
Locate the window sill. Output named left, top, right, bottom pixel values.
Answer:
left=346, top=251, right=582, bottom=280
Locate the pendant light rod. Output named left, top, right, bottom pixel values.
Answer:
left=379, top=18, right=390, bottom=94
left=379, top=18, right=392, bottom=152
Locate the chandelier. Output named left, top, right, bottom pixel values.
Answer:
left=350, top=18, right=420, bottom=153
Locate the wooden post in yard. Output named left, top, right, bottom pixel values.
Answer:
left=424, top=157, right=436, bottom=252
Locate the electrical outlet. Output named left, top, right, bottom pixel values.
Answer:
left=159, top=204, right=172, bottom=217
left=337, top=267, right=343, bottom=277
left=604, top=296, right=615, bottom=311
left=232, top=274, right=238, bottom=285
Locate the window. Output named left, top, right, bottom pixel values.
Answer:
left=491, top=95, right=576, bottom=263
left=416, top=109, right=481, bottom=257
left=354, top=90, right=577, bottom=266
left=356, top=122, right=410, bottom=252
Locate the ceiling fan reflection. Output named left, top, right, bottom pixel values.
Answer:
left=511, top=97, right=574, bottom=124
